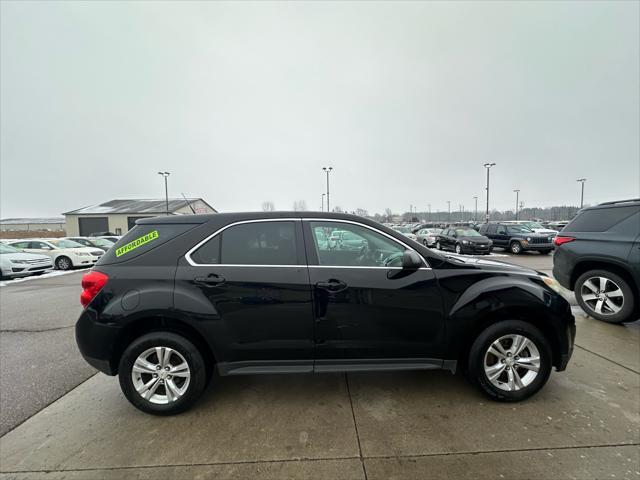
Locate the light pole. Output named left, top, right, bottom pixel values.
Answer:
left=483, top=163, right=496, bottom=222
left=322, top=167, right=333, bottom=212
left=577, top=178, right=586, bottom=208
left=447, top=201, right=451, bottom=223
left=321, top=193, right=325, bottom=212
left=513, top=189, right=520, bottom=220
left=157, top=171, right=170, bottom=215
left=428, top=204, right=431, bottom=222
left=473, top=196, right=478, bottom=222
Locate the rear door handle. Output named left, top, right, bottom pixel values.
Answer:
left=315, top=279, right=348, bottom=293
left=194, top=274, right=226, bottom=287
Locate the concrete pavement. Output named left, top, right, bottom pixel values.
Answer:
left=0, top=271, right=95, bottom=435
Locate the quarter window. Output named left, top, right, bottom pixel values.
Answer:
left=309, top=221, right=406, bottom=267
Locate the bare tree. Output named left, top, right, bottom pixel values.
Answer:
left=384, top=208, right=393, bottom=222
left=332, top=206, right=344, bottom=213
left=355, top=208, right=368, bottom=218
left=293, top=200, right=307, bottom=211
left=261, top=201, right=275, bottom=211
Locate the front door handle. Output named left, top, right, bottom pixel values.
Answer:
left=194, top=274, right=226, bottom=287
left=315, top=279, right=348, bottom=293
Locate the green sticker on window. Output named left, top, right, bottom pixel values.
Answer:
left=115, top=230, right=159, bottom=257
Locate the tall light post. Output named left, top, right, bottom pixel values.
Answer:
left=428, top=204, right=431, bottom=222
left=473, top=196, right=478, bottom=222
left=577, top=178, right=586, bottom=208
left=157, top=171, right=170, bottom=215
left=322, top=167, right=333, bottom=212
left=447, top=201, right=451, bottom=223
left=483, top=163, right=496, bottom=222
left=321, top=193, right=325, bottom=212
left=513, top=189, right=520, bottom=220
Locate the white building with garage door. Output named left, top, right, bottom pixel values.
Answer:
left=63, top=198, right=217, bottom=236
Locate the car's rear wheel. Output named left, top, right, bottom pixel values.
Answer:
left=55, top=256, right=72, bottom=270
left=118, top=332, right=207, bottom=415
left=509, top=241, right=523, bottom=254
left=575, top=270, right=635, bottom=324
left=468, top=320, right=552, bottom=402
left=455, top=244, right=462, bottom=254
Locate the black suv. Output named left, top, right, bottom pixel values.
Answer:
left=478, top=222, right=555, bottom=255
left=76, top=212, right=575, bottom=414
left=553, top=199, right=640, bottom=324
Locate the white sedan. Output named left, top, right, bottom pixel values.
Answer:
left=6, top=239, right=104, bottom=270
left=0, top=243, right=53, bottom=278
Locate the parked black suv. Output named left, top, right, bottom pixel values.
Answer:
left=478, top=222, right=555, bottom=254
left=553, top=199, right=640, bottom=324
left=76, top=212, right=575, bottom=414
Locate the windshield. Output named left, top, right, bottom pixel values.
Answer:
left=0, top=244, right=22, bottom=254
left=524, top=222, right=544, bottom=229
left=455, top=228, right=481, bottom=237
left=48, top=239, right=84, bottom=248
left=393, top=227, right=410, bottom=233
left=92, top=238, right=114, bottom=247
left=507, top=225, right=533, bottom=234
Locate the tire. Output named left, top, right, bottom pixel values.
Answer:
left=455, top=244, right=462, bottom=255
left=468, top=320, right=552, bottom=402
left=118, top=331, right=208, bottom=415
left=436, top=241, right=442, bottom=250
left=509, top=241, right=523, bottom=255
left=55, top=256, right=72, bottom=270
left=539, top=250, right=552, bottom=255
left=423, top=240, right=428, bottom=247
left=575, top=270, right=635, bottom=324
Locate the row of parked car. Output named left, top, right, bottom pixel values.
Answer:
left=390, top=221, right=557, bottom=255
left=0, top=235, right=121, bottom=279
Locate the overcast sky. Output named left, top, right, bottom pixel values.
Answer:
left=1, top=1, right=638, bottom=218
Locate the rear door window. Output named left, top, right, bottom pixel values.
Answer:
left=564, top=206, right=639, bottom=232
left=220, top=221, right=298, bottom=265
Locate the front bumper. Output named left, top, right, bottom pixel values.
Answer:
left=460, top=244, right=493, bottom=254
left=521, top=242, right=554, bottom=251
left=3, top=264, right=53, bottom=277
left=556, top=322, right=576, bottom=371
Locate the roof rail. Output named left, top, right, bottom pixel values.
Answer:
left=597, top=198, right=640, bottom=206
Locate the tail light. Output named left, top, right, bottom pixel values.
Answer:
left=553, top=236, right=575, bottom=246
left=81, top=270, right=109, bottom=307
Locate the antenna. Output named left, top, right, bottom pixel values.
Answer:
left=181, top=193, right=197, bottom=214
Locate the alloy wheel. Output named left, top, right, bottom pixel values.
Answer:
left=484, top=334, right=540, bottom=392
left=57, top=257, right=71, bottom=270
left=131, top=346, right=191, bottom=404
left=580, top=276, right=624, bottom=316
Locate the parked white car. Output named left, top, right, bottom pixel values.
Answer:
left=0, top=243, right=53, bottom=279
left=392, top=226, right=418, bottom=241
left=415, top=228, right=442, bottom=247
left=501, top=221, right=559, bottom=236
left=6, top=239, right=104, bottom=270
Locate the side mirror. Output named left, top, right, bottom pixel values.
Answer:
left=402, top=250, right=422, bottom=270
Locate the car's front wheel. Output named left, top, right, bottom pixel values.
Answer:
left=118, top=332, right=208, bottom=415
left=468, top=320, right=552, bottom=402
left=455, top=244, right=462, bottom=254
left=55, top=256, right=72, bottom=270
left=575, top=270, right=635, bottom=324
left=509, top=241, right=523, bottom=254
left=436, top=241, right=442, bottom=250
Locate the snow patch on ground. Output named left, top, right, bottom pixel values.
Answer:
left=0, top=269, right=84, bottom=287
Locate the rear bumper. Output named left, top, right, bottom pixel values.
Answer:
left=75, top=309, right=122, bottom=375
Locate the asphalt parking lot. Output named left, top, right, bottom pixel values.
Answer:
left=1, top=252, right=638, bottom=479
